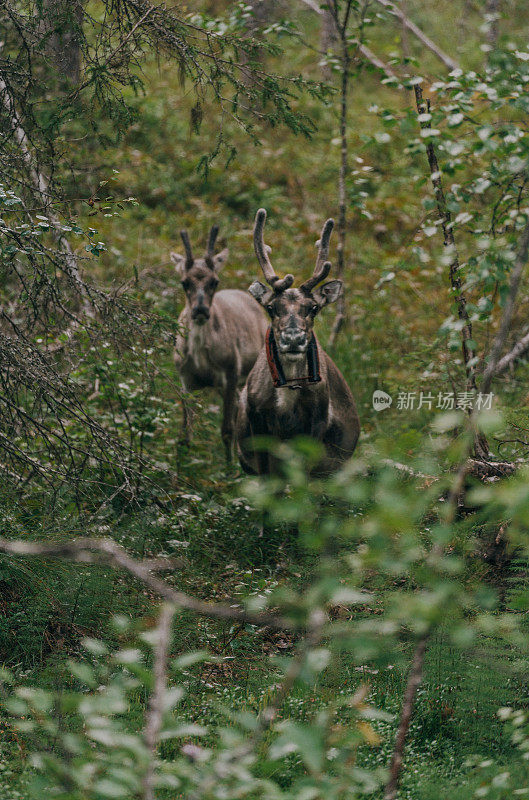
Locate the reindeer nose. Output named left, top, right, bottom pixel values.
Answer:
left=279, top=327, right=307, bottom=352
left=191, top=290, right=210, bottom=322
left=191, top=305, right=210, bottom=321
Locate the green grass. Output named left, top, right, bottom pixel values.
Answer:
left=3, top=1, right=529, bottom=796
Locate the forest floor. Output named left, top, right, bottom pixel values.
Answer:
left=2, top=1, right=529, bottom=797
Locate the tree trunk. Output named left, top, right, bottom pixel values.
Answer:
left=240, top=0, right=277, bottom=86
left=327, top=39, right=349, bottom=348
left=41, top=0, right=83, bottom=85
left=485, top=0, right=500, bottom=55
left=320, top=9, right=338, bottom=79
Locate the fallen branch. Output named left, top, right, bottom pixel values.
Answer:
left=375, top=0, right=458, bottom=71
left=383, top=456, right=518, bottom=484
left=384, top=634, right=429, bottom=800
left=0, top=537, right=298, bottom=630
left=466, top=457, right=518, bottom=480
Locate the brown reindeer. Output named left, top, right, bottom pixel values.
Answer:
left=236, top=209, right=360, bottom=476
left=172, top=226, right=267, bottom=463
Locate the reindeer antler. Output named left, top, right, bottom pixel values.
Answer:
left=180, top=230, right=194, bottom=268
left=253, top=209, right=294, bottom=292
left=204, top=225, right=219, bottom=270
left=300, top=218, right=334, bottom=293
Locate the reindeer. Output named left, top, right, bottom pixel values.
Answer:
left=236, top=209, right=360, bottom=477
left=172, top=225, right=267, bottom=463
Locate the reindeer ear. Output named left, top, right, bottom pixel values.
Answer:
left=171, top=252, right=186, bottom=276
left=313, top=280, right=343, bottom=307
left=212, top=248, right=229, bottom=273
left=248, top=280, right=272, bottom=306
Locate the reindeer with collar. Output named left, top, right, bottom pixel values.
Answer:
left=236, top=209, right=360, bottom=477
left=172, top=225, right=267, bottom=464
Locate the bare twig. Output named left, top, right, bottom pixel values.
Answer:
left=414, top=83, right=477, bottom=391
left=143, top=603, right=176, bottom=800
left=384, top=635, right=429, bottom=800
left=375, top=0, right=458, bottom=71
left=0, top=537, right=298, bottom=630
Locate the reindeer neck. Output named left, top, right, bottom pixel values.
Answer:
left=281, top=356, right=310, bottom=382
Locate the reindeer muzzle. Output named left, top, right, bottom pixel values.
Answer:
left=266, top=328, right=321, bottom=388
left=191, top=306, right=210, bottom=320
left=191, top=290, right=210, bottom=323
left=278, top=327, right=308, bottom=354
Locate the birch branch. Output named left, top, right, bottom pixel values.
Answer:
left=143, top=603, right=176, bottom=800
left=384, top=634, right=429, bottom=800
left=0, top=537, right=299, bottom=630
left=414, top=83, right=477, bottom=391
left=481, top=217, right=529, bottom=394
left=0, top=60, right=90, bottom=307
left=187, top=608, right=326, bottom=800
left=375, top=0, right=458, bottom=71
left=299, top=0, right=397, bottom=79
left=493, top=329, right=529, bottom=377
left=358, top=42, right=397, bottom=79
left=327, top=0, right=352, bottom=348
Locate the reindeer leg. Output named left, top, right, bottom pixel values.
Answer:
left=177, top=365, right=198, bottom=449
left=221, top=376, right=238, bottom=466
left=180, top=391, right=194, bottom=447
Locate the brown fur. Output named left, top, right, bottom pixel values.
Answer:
left=235, top=209, right=360, bottom=476
left=236, top=336, right=359, bottom=476
left=172, top=229, right=267, bottom=462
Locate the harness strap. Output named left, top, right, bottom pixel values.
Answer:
left=265, top=327, right=321, bottom=389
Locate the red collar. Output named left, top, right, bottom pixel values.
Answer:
left=265, top=327, right=321, bottom=389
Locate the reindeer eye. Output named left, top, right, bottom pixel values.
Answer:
left=266, top=304, right=275, bottom=317
left=181, top=279, right=191, bottom=291
left=311, top=304, right=319, bottom=314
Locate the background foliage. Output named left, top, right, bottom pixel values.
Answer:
left=2, top=1, right=529, bottom=798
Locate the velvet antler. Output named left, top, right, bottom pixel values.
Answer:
left=205, top=225, right=219, bottom=269
left=300, top=218, right=334, bottom=293
left=180, top=230, right=194, bottom=269
left=253, top=209, right=294, bottom=292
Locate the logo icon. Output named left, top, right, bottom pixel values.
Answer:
left=372, top=390, right=392, bottom=412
